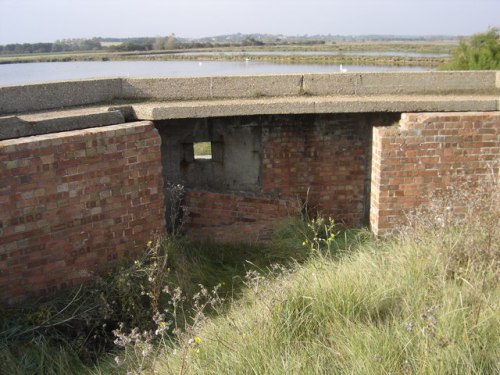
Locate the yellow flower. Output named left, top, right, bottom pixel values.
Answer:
left=147, top=240, right=153, bottom=247
left=194, top=336, right=202, bottom=344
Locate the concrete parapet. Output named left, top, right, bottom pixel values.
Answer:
left=1, top=72, right=498, bottom=116
left=302, top=73, right=358, bottom=95
left=210, top=74, right=303, bottom=98
left=121, top=77, right=211, bottom=100
left=0, top=78, right=122, bottom=114
left=353, top=71, right=498, bottom=95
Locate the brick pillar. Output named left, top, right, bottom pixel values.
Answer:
left=370, top=112, right=500, bottom=235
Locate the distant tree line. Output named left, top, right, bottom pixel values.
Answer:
left=0, top=38, right=102, bottom=55
left=0, top=34, right=331, bottom=55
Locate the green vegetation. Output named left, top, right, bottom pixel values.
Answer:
left=154, top=182, right=499, bottom=375
left=443, top=28, right=499, bottom=70
left=0, top=220, right=312, bottom=374
left=193, top=142, right=212, bottom=158
left=1, top=179, right=497, bottom=374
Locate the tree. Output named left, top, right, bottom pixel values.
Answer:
left=153, top=36, right=166, bottom=50
left=165, top=34, right=176, bottom=50
left=444, top=28, right=499, bottom=70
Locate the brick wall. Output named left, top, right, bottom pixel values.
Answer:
left=184, top=191, right=297, bottom=242
left=261, top=115, right=373, bottom=225
left=370, top=112, right=500, bottom=235
left=181, top=114, right=384, bottom=241
left=0, top=121, right=166, bottom=304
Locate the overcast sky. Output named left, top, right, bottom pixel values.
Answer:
left=0, top=0, right=498, bottom=44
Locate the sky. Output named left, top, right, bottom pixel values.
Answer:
left=0, top=0, right=498, bottom=44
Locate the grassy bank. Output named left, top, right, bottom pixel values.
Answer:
left=154, top=236, right=498, bottom=374
left=149, top=183, right=499, bottom=375
left=1, top=181, right=497, bottom=374
left=140, top=53, right=446, bottom=67
left=0, top=42, right=453, bottom=67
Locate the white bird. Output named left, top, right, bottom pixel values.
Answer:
left=198, top=62, right=203, bottom=66
left=339, top=64, right=347, bottom=73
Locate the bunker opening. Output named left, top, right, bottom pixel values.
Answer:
left=155, top=112, right=400, bottom=240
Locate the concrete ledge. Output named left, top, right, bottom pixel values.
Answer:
left=0, top=108, right=125, bottom=140
left=132, top=95, right=500, bottom=120
left=1, top=72, right=498, bottom=115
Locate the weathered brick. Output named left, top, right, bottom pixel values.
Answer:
left=371, top=112, right=500, bottom=235
left=0, top=122, right=165, bottom=304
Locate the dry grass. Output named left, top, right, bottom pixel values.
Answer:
left=145, top=178, right=499, bottom=375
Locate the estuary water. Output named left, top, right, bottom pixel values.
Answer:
left=0, top=60, right=432, bottom=86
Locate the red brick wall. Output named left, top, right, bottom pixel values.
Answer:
left=184, top=191, right=297, bottom=242
left=261, top=116, right=371, bottom=225
left=181, top=114, right=378, bottom=241
left=370, top=112, right=500, bottom=235
left=0, top=121, right=166, bottom=304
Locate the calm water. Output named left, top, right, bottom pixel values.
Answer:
left=0, top=60, right=432, bottom=86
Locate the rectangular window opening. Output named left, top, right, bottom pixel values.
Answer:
left=193, top=142, right=212, bottom=160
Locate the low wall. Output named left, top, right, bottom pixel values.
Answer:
left=370, top=112, right=500, bottom=234
left=0, top=121, right=165, bottom=304
left=184, top=191, right=297, bottom=242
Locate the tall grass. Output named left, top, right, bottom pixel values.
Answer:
left=150, top=182, right=498, bottom=374
left=0, top=227, right=312, bottom=375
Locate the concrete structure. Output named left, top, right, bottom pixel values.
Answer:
left=1, top=72, right=499, bottom=304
